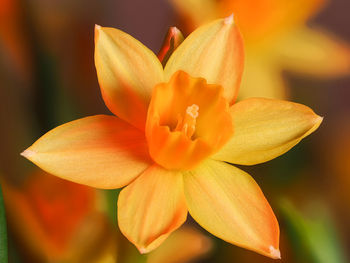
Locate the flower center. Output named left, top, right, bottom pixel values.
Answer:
left=174, top=104, right=199, bottom=139
left=146, top=70, right=233, bottom=170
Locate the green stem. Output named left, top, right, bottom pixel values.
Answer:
left=0, top=185, right=8, bottom=263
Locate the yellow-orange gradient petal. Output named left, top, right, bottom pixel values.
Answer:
left=146, top=71, right=233, bottom=170
left=21, top=115, right=151, bottom=189
left=212, top=98, right=323, bottom=165
left=158, top=27, right=184, bottom=67
left=147, top=226, right=212, bottom=263
left=164, top=16, right=244, bottom=104
left=118, top=165, right=187, bottom=253
left=95, top=25, right=164, bottom=130
left=183, top=160, right=280, bottom=259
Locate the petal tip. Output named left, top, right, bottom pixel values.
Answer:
left=316, top=115, right=324, bottom=123
left=312, top=115, right=324, bottom=128
left=171, top=26, right=180, bottom=34
left=20, top=149, right=35, bottom=159
left=269, top=245, right=281, bottom=259
left=94, top=24, right=102, bottom=42
left=138, top=247, right=149, bottom=254
left=224, top=14, right=235, bottom=25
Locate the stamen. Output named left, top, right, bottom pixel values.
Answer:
left=175, top=104, right=199, bottom=139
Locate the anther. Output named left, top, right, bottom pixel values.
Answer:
left=175, top=104, right=199, bottom=139
left=186, top=104, right=199, bottom=119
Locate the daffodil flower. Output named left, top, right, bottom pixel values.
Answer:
left=171, top=0, right=350, bottom=99
left=21, top=16, right=322, bottom=259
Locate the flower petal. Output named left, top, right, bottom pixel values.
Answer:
left=274, top=27, right=350, bottom=77
left=164, top=16, right=244, bottom=104
left=21, top=115, right=151, bottom=189
left=212, top=98, right=322, bottom=165
left=238, top=54, right=288, bottom=100
left=147, top=226, right=212, bottom=263
left=182, top=160, right=280, bottom=259
left=118, top=165, right=187, bottom=253
left=95, top=25, right=164, bottom=130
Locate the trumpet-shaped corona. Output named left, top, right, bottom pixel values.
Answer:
left=146, top=71, right=233, bottom=170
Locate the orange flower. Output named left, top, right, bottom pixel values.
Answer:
left=1, top=171, right=118, bottom=262
left=21, top=16, right=322, bottom=258
left=171, top=0, right=350, bottom=99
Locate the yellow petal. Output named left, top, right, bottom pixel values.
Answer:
left=274, top=27, right=350, bottom=77
left=238, top=53, right=288, bottom=100
left=21, top=115, right=151, bottom=189
left=118, top=165, right=187, bottom=253
left=182, top=160, right=280, bottom=259
left=147, top=226, right=212, bottom=263
left=212, top=98, right=322, bottom=165
left=95, top=25, right=164, bottom=130
left=164, top=16, right=244, bottom=104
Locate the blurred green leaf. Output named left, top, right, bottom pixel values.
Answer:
left=104, top=189, right=121, bottom=227
left=0, top=185, right=8, bottom=263
left=280, top=199, right=347, bottom=263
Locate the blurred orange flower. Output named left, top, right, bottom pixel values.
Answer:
left=1, top=171, right=118, bottom=262
left=22, top=17, right=322, bottom=258
left=171, top=0, right=350, bottom=99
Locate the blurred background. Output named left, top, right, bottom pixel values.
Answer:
left=0, top=0, right=350, bottom=262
